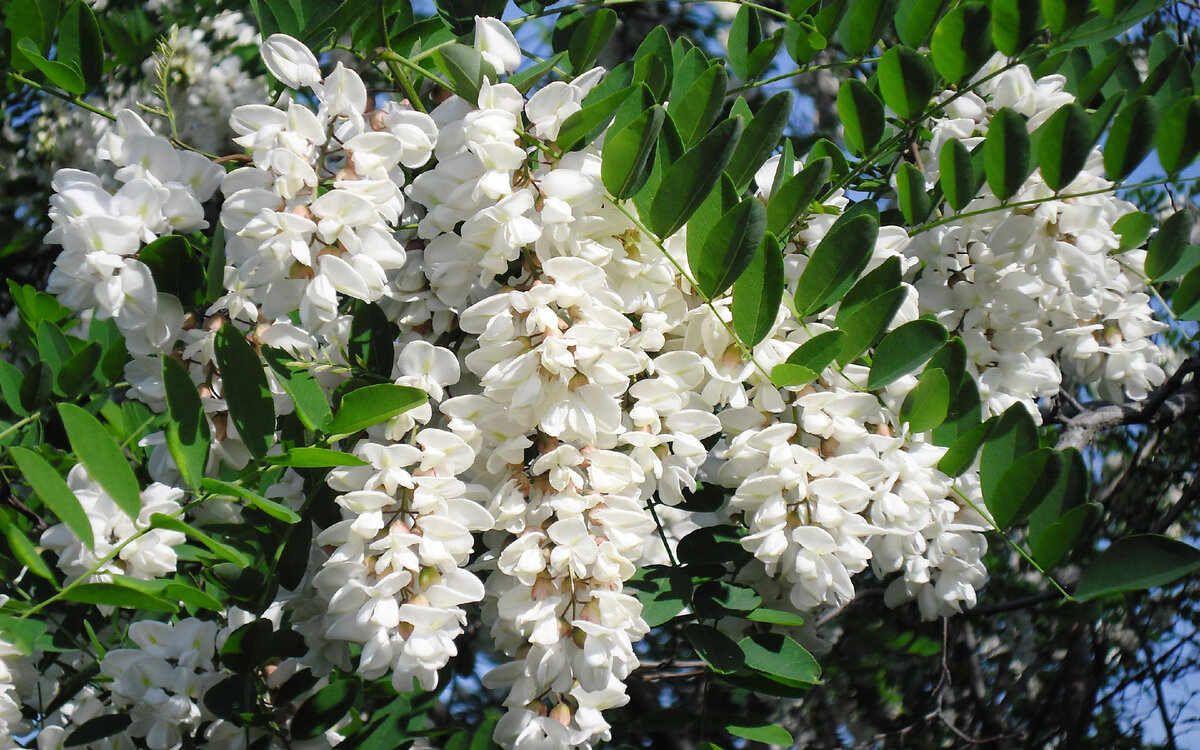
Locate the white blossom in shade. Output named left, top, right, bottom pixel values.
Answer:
left=0, top=624, right=30, bottom=747
left=473, top=16, right=522, bottom=75
left=261, top=34, right=322, bottom=89
left=40, top=465, right=185, bottom=583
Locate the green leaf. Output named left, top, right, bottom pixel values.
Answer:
left=9, top=447, right=94, bottom=549
left=348, top=302, right=399, bottom=379
left=868, top=319, right=948, bottom=389
left=776, top=330, right=846, bottom=388
left=62, top=582, right=178, bottom=612
left=691, top=198, right=767, bottom=299
left=201, top=478, right=303, bottom=524
left=937, top=419, right=996, bottom=477
left=900, top=367, right=950, bottom=433
left=932, top=372, right=983, bottom=447
left=214, top=326, right=275, bottom=459
left=0, top=360, right=28, bottom=417
left=766, top=157, right=832, bottom=237
left=984, top=108, right=1032, bottom=201
left=1031, top=503, right=1100, bottom=568
left=746, top=608, right=806, bottom=626
left=930, top=3, right=993, bottom=83
left=685, top=624, right=744, bottom=674
left=836, top=287, right=908, bottom=365
left=1037, top=103, right=1092, bottom=191
left=1157, top=95, right=1200, bottom=175
left=895, top=162, right=933, bottom=224
left=629, top=565, right=691, bottom=627
left=3, top=522, right=56, bottom=583
left=794, top=203, right=880, bottom=316
left=991, top=0, right=1040, bottom=56
left=17, top=38, right=86, bottom=95
left=292, top=680, right=362, bottom=740
left=979, top=404, right=1038, bottom=504
left=162, top=356, right=209, bottom=490
left=739, top=632, right=821, bottom=684
left=840, top=0, right=899, bottom=56
left=667, top=64, right=729, bottom=148
left=57, top=0, right=104, bottom=90
left=326, top=383, right=427, bottom=435
left=726, top=722, right=794, bottom=747
left=987, top=448, right=1063, bottom=528
left=727, top=90, right=794, bottom=192
left=558, top=85, right=634, bottom=152
left=837, top=256, right=902, bottom=325
left=878, top=46, right=936, bottom=120
left=939, top=138, right=976, bottom=211
left=264, top=447, right=369, bottom=468
left=895, top=0, right=949, bottom=47
left=1104, top=97, right=1158, bottom=180
left=57, top=403, right=141, bottom=520
left=1077, top=43, right=1129, bottom=105
left=732, top=233, right=784, bottom=347
left=55, top=342, right=101, bottom=395
left=0, top=615, right=46, bottom=655
left=1113, top=210, right=1154, bottom=250
left=139, top=235, right=205, bottom=306
left=66, top=714, right=134, bottom=747
left=1146, top=210, right=1196, bottom=282
left=148, top=513, right=250, bottom=566
left=1173, top=266, right=1200, bottom=320
left=506, top=52, right=565, bottom=94
left=693, top=581, right=763, bottom=616
left=728, top=6, right=779, bottom=80
left=567, top=8, right=616, bottom=73
left=647, top=117, right=743, bottom=238
left=602, top=104, right=665, bottom=199
left=838, top=79, right=884, bottom=155
left=261, top=347, right=332, bottom=433
left=433, top=43, right=494, bottom=105
left=770, top=363, right=820, bottom=388
left=1075, top=535, right=1200, bottom=601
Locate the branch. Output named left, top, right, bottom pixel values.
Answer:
left=1054, top=358, right=1200, bottom=451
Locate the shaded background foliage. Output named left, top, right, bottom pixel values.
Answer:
left=3, top=0, right=1200, bottom=748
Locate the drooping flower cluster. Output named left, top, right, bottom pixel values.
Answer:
left=7, top=17, right=1176, bottom=750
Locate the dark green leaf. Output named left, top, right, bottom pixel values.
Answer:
left=693, top=581, right=762, bottom=616
left=732, top=233, right=784, bottom=347
left=685, top=624, right=744, bottom=674
left=214, top=326, right=275, bottom=459
left=433, top=43, right=494, bottom=105
left=55, top=342, right=100, bottom=395
left=567, top=8, right=616, bottom=73
left=691, top=198, right=767, bottom=299
left=930, top=3, right=993, bottom=83
left=201, top=478, right=302, bottom=524
left=1146, top=210, right=1196, bottom=282
left=838, top=79, right=884, bottom=155
left=17, top=38, right=86, bottom=95
left=1077, top=43, right=1128, bottom=105
left=667, top=64, right=728, bottom=147
left=991, top=0, right=1040, bottom=56
left=900, top=367, right=950, bottom=432
left=1031, top=502, right=1100, bottom=568
left=62, top=582, right=178, bottom=612
left=264, top=447, right=369, bottom=468
left=794, top=203, right=880, bottom=316
left=162, top=356, right=209, bottom=490
left=3, top=522, right=55, bottom=583
left=348, top=302, right=399, bottom=379
left=939, top=138, right=976, bottom=211
left=726, top=722, right=794, bottom=746
left=1173, top=266, right=1200, bottom=320
left=326, top=383, right=427, bottom=435
left=292, top=680, right=362, bottom=740
left=979, top=404, right=1038, bottom=504
left=148, top=514, right=249, bottom=566
left=868, top=319, right=948, bottom=389
left=987, top=448, right=1063, bottom=528
left=57, top=0, right=104, bottom=90
left=506, top=52, right=565, bottom=94
left=895, top=0, right=949, bottom=47
left=746, top=608, right=806, bottom=626
left=628, top=565, right=692, bottom=627
left=938, top=419, right=995, bottom=476
left=984, top=108, right=1032, bottom=201
left=728, top=90, right=794, bottom=192
left=647, top=117, right=743, bottom=238
left=57, top=403, right=141, bottom=520
left=837, top=256, right=902, bottom=325
left=840, top=0, right=900, bottom=56
left=261, top=347, right=332, bottom=433
left=1076, top=535, right=1200, bottom=601
left=767, top=157, right=832, bottom=237
left=66, top=714, right=133, bottom=747
left=1037, top=103, right=1092, bottom=191
left=739, top=632, right=821, bottom=684
left=778, top=330, right=846, bottom=386
left=836, top=287, right=907, bottom=365
left=1104, top=96, right=1158, bottom=181
left=728, top=6, right=779, bottom=80
left=558, top=85, right=634, bottom=152
left=896, top=162, right=933, bottom=224
left=1113, top=210, right=1154, bottom=250
left=140, top=235, right=205, bottom=306
left=9, top=447, right=94, bottom=549
left=602, top=104, right=665, bottom=199
left=1157, top=95, right=1200, bottom=175
left=878, top=46, right=936, bottom=120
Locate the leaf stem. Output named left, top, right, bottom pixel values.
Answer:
left=7, top=72, right=116, bottom=121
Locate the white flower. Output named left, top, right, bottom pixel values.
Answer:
left=474, top=16, right=522, bottom=75
left=261, top=34, right=322, bottom=89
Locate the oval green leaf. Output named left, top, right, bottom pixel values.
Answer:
left=214, top=326, right=275, bottom=459
left=162, top=355, right=210, bottom=490
left=1075, top=535, right=1200, bottom=601
left=691, top=197, right=767, bottom=299
left=878, top=45, right=937, bottom=121
left=838, top=79, right=884, bottom=155
left=732, top=233, right=784, bottom=347
left=9, top=447, right=94, bottom=550
left=867, top=319, right=949, bottom=389
left=602, top=104, right=665, bottom=199
left=984, top=107, right=1032, bottom=201
left=56, top=403, right=141, bottom=520
left=326, top=383, right=428, bottom=436
left=794, top=203, right=880, bottom=316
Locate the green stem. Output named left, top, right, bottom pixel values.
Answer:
left=728, top=56, right=880, bottom=94
left=8, top=72, right=116, bottom=121
left=0, top=414, right=39, bottom=444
